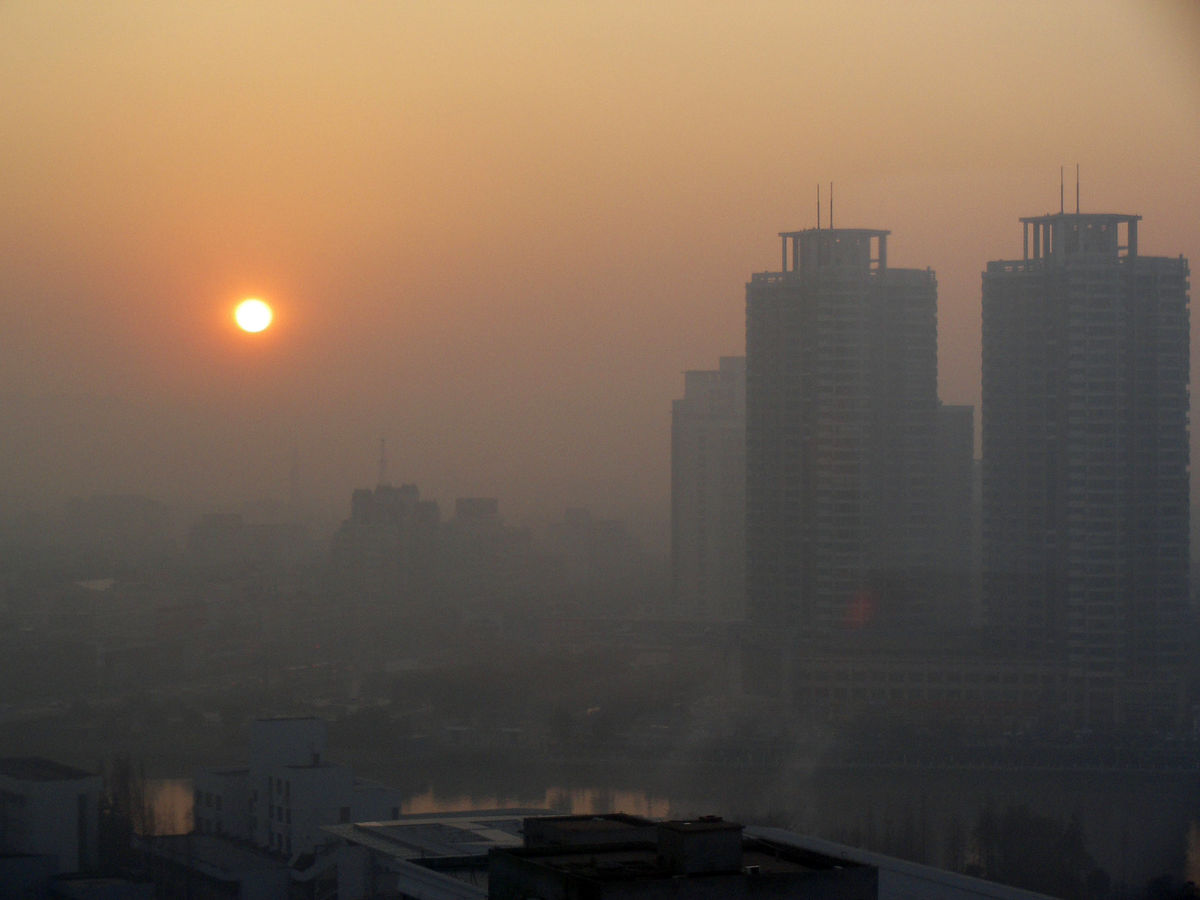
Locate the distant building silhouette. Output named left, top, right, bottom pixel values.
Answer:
left=670, top=356, right=746, bottom=620
left=330, top=483, right=440, bottom=605
left=982, top=212, right=1190, bottom=728
left=439, top=498, right=533, bottom=613
left=745, top=227, right=958, bottom=636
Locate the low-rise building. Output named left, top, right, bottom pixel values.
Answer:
left=141, top=832, right=295, bottom=900
left=192, top=717, right=402, bottom=859
left=0, top=757, right=102, bottom=875
left=324, top=808, right=553, bottom=900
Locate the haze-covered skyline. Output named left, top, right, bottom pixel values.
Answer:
left=3, top=1, right=1198, bottom=535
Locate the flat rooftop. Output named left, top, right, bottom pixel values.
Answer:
left=748, top=827, right=1056, bottom=899
left=0, top=757, right=96, bottom=782
left=324, top=809, right=551, bottom=860
left=511, top=841, right=845, bottom=881
left=145, top=834, right=284, bottom=877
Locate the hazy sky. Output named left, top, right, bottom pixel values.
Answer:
left=2, top=1, right=1198, bottom=538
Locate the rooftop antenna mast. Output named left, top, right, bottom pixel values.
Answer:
left=829, top=182, right=834, bottom=229
left=816, top=183, right=821, bottom=229
left=1075, top=163, right=1080, bottom=214
left=1059, top=166, right=1064, bottom=214
left=377, top=437, right=388, bottom=487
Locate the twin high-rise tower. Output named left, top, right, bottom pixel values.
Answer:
left=731, top=207, right=1189, bottom=726
left=744, top=227, right=956, bottom=634
left=982, top=212, right=1190, bottom=724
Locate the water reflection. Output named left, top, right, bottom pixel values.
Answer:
left=144, top=778, right=193, bottom=835
left=402, top=785, right=670, bottom=818
left=146, top=778, right=672, bottom=834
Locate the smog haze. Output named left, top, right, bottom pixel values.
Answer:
left=3, top=0, right=1198, bottom=534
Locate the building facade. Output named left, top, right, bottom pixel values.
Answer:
left=981, top=212, right=1190, bottom=728
left=671, top=356, right=746, bottom=620
left=330, top=483, right=440, bottom=606
left=0, top=757, right=102, bottom=876
left=192, top=717, right=401, bottom=859
left=745, top=227, right=943, bottom=635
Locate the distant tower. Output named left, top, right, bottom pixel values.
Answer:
left=330, top=482, right=440, bottom=606
left=744, top=227, right=942, bottom=635
left=982, top=211, right=1190, bottom=728
left=671, top=356, right=746, bottom=620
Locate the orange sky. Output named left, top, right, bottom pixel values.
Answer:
left=2, top=1, right=1198, bottom=539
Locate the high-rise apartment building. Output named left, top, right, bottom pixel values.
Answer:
left=982, top=212, right=1190, bottom=727
left=671, top=356, right=745, bottom=620
left=745, top=227, right=943, bottom=635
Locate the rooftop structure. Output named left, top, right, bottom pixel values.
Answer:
left=319, top=811, right=1057, bottom=900
left=324, top=809, right=550, bottom=900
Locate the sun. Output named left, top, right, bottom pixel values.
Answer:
left=234, top=298, right=273, bottom=333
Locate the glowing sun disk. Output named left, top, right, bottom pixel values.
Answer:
left=235, top=298, right=273, bottom=333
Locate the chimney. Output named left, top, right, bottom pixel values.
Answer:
left=657, top=817, right=743, bottom=875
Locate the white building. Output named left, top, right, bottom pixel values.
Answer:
left=193, top=717, right=401, bottom=859
left=0, top=756, right=102, bottom=875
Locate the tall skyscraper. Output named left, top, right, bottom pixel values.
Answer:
left=745, top=227, right=942, bottom=635
left=671, top=356, right=746, bottom=620
left=982, top=212, right=1190, bottom=728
